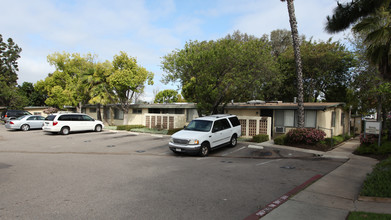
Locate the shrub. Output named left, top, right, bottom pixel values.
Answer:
left=167, top=128, right=183, bottom=135
left=355, top=140, right=391, bottom=155
left=286, top=128, right=326, bottom=145
left=360, top=133, right=378, bottom=145
left=117, top=125, right=145, bottom=131
left=274, top=134, right=287, bottom=145
left=252, top=134, right=269, bottom=143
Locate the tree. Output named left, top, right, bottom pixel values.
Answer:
left=326, top=0, right=389, bottom=33
left=40, top=52, right=96, bottom=110
left=18, top=82, right=47, bottom=106
left=87, top=61, right=114, bottom=121
left=154, top=89, right=179, bottom=103
left=108, top=51, right=154, bottom=125
left=0, top=34, right=22, bottom=107
left=281, top=0, right=305, bottom=128
left=278, top=39, right=355, bottom=102
left=161, top=31, right=278, bottom=115
left=326, top=1, right=391, bottom=124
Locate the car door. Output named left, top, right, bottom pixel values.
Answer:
left=26, top=116, right=40, bottom=129
left=210, top=119, right=232, bottom=148
left=81, top=115, right=96, bottom=130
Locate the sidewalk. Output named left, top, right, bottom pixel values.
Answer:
left=256, top=138, right=390, bottom=220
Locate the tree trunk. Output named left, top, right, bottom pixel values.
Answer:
left=285, top=0, right=305, bottom=128
left=96, top=103, right=102, bottom=121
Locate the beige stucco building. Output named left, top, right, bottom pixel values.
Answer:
left=17, top=101, right=350, bottom=139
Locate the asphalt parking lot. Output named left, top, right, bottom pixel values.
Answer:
left=0, top=126, right=346, bottom=220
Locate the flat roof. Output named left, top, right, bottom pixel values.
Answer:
left=225, top=102, right=345, bottom=110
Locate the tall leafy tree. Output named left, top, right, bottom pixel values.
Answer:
left=40, top=52, right=96, bottom=110
left=154, top=89, right=179, bottom=103
left=18, top=82, right=47, bottom=106
left=109, top=51, right=154, bottom=125
left=161, top=31, right=278, bottom=115
left=87, top=61, right=114, bottom=121
left=281, top=0, right=305, bottom=128
left=0, top=34, right=22, bottom=107
left=278, top=39, right=355, bottom=102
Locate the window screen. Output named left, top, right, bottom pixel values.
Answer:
left=304, top=110, right=316, bottom=128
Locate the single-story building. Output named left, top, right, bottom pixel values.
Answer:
left=10, top=101, right=350, bottom=139
left=224, top=101, right=349, bottom=138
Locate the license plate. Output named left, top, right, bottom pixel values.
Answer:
left=176, top=148, right=182, bottom=152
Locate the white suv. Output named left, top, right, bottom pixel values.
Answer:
left=43, top=113, right=104, bottom=135
left=169, top=114, right=241, bottom=156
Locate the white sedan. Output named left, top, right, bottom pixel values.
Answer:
left=5, top=115, right=46, bottom=131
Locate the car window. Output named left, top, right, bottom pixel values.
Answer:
left=82, top=115, right=94, bottom=121
left=45, top=115, right=56, bottom=121
left=37, top=116, right=45, bottom=120
left=185, top=120, right=213, bottom=132
left=212, top=119, right=231, bottom=132
left=229, top=116, right=240, bottom=127
left=16, top=115, right=28, bottom=120
left=27, top=116, right=36, bottom=120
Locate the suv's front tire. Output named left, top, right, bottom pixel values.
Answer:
left=199, top=142, right=210, bottom=157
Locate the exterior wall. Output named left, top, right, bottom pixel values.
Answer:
left=351, top=117, right=362, bottom=135
left=226, top=109, right=259, bottom=117
left=237, top=116, right=272, bottom=139
left=24, top=107, right=49, bottom=117
left=317, top=108, right=348, bottom=138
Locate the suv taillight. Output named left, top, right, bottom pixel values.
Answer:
left=53, top=121, right=58, bottom=126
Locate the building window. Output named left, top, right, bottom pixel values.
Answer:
left=148, top=108, right=160, bottom=114
left=275, top=110, right=295, bottom=127
left=114, top=108, right=124, bottom=120
left=304, top=110, right=317, bottom=128
left=133, top=109, right=142, bottom=114
left=341, top=113, right=345, bottom=126
left=331, top=111, right=336, bottom=127
left=90, top=107, right=96, bottom=113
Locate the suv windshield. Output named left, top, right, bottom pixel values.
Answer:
left=185, top=120, right=213, bottom=132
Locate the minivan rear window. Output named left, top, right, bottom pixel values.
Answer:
left=45, top=115, right=56, bottom=121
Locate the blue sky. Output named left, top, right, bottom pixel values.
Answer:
left=1, top=0, right=349, bottom=101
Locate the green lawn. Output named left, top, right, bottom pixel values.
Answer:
left=347, top=211, right=391, bottom=220
left=360, top=156, right=391, bottom=197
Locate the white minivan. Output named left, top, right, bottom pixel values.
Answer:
left=169, top=114, right=241, bottom=156
left=43, top=113, right=104, bottom=135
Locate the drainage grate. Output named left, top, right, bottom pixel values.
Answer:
left=280, top=166, right=295, bottom=169
left=136, top=150, right=146, bottom=153
left=106, top=145, right=115, bottom=148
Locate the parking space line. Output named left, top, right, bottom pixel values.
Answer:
left=256, top=159, right=282, bottom=166
left=221, top=146, right=246, bottom=156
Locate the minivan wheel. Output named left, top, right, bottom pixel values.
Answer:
left=230, top=134, right=237, bottom=147
left=95, top=125, right=102, bottom=132
left=21, top=124, right=30, bottom=131
left=60, top=127, right=70, bottom=135
left=199, top=143, right=210, bottom=157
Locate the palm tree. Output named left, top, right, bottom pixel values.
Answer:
left=352, top=8, right=391, bottom=81
left=326, top=0, right=389, bottom=33
left=281, top=0, right=305, bottom=128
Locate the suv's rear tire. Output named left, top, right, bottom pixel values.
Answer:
left=95, top=125, right=102, bottom=132
left=199, top=143, right=210, bottom=157
left=230, top=134, right=237, bottom=147
left=21, top=124, right=30, bottom=131
left=60, top=127, right=70, bottom=135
